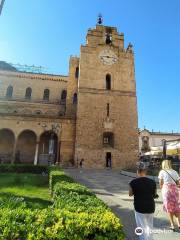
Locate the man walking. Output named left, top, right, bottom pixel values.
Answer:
left=129, top=162, right=157, bottom=240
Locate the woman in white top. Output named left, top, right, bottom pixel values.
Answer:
left=158, top=160, right=180, bottom=231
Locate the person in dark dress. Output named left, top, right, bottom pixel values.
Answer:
left=79, top=158, right=84, bottom=168
left=129, top=162, right=157, bottom=240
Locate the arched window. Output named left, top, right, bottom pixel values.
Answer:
left=75, top=67, right=79, bottom=78
left=43, top=89, right=50, bottom=101
left=105, top=28, right=112, bottom=45
left=60, top=90, right=67, bottom=105
left=6, top=85, right=13, bottom=98
left=61, top=90, right=67, bottom=100
left=25, top=87, right=32, bottom=100
left=107, top=103, right=110, bottom=117
left=106, top=74, right=111, bottom=90
left=73, top=93, right=77, bottom=104
left=106, top=33, right=112, bottom=44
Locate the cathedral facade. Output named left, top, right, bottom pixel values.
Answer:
left=0, top=23, right=139, bottom=168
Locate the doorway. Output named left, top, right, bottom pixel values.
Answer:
left=106, top=152, right=112, bottom=168
left=39, top=131, right=58, bottom=165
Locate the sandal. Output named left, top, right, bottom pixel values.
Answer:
left=169, top=227, right=175, bottom=232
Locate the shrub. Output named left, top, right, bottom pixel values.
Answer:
left=53, top=181, right=107, bottom=212
left=0, top=208, right=125, bottom=240
left=54, top=181, right=92, bottom=195
left=49, top=168, right=73, bottom=192
left=0, top=164, right=48, bottom=174
left=0, top=196, right=27, bottom=209
left=0, top=167, right=125, bottom=239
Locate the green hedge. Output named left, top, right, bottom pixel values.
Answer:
left=0, top=208, right=124, bottom=240
left=53, top=181, right=108, bottom=212
left=0, top=164, right=48, bottom=174
left=50, top=169, right=124, bottom=239
left=0, top=167, right=125, bottom=239
left=49, top=167, right=74, bottom=192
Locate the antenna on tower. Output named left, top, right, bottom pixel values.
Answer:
left=97, top=14, right=103, bottom=25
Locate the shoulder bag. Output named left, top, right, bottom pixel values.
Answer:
left=164, top=170, right=180, bottom=187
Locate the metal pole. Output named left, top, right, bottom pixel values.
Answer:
left=163, top=140, right=166, bottom=159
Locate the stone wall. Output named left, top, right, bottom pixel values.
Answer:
left=0, top=71, right=67, bottom=101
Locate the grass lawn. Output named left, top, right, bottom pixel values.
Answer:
left=0, top=173, right=52, bottom=209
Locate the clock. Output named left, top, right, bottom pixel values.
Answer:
left=99, top=49, right=118, bottom=65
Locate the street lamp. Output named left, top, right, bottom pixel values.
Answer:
left=41, top=122, right=61, bottom=134
left=51, top=123, right=61, bottom=134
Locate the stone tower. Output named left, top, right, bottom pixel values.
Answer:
left=75, top=24, right=139, bottom=168
left=66, top=56, right=79, bottom=117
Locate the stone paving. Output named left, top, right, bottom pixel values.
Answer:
left=64, top=169, right=180, bottom=240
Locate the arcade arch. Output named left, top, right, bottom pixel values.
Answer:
left=0, top=128, right=15, bottom=163
left=16, top=130, right=37, bottom=164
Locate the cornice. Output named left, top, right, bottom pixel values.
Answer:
left=0, top=112, right=76, bottom=121
left=79, top=87, right=136, bottom=97
left=0, top=70, right=68, bottom=83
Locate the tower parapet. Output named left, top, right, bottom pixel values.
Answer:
left=86, top=25, right=124, bottom=50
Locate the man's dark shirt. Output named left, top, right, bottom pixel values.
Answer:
left=129, top=177, right=156, bottom=214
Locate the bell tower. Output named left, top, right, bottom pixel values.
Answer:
left=75, top=23, right=139, bottom=168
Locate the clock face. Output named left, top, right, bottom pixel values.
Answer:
left=99, top=49, right=118, bottom=65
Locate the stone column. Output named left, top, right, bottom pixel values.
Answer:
left=12, top=139, right=17, bottom=164
left=34, top=141, right=40, bottom=165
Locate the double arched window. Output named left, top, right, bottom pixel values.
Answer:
left=43, top=89, right=50, bottom=101
left=25, top=87, right=32, bottom=100
left=6, top=85, right=13, bottom=98
left=106, top=74, right=111, bottom=90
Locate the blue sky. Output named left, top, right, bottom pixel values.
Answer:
left=0, top=0, right=180, bottom=132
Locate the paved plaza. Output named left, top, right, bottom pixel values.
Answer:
left=64, top=169, right=180, bottom=240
